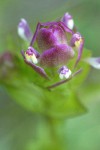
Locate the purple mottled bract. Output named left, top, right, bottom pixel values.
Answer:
left=36, top=25, right=67, bottom=52
left=39, top=44, right=74, bottom=67
left=35, top=22, right=76, bottom=67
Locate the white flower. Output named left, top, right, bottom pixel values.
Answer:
left=84, top=57, right=100, bottom=69
left=58, top=66, right=72, bottom=79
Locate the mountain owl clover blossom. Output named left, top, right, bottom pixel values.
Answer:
left=18, top=12, right=100, bottom=89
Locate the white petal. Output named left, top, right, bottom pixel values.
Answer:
left=59, top=74, right=64, bottom=79
left=18, top=18, right=32, bottom=41
left=65, top=70, right=72, bottom=79
left=18, top=28, right=27, bottom=41
left=67, top=19, right=74, bottom=30
left=65, top=73, right=70, bottom=79
left=31, top=54, right=38, bottom=64
left=84, top=57, right=100, bottom=69
left=68, top=70, right=72, bottom=76
left=21, top=18, right=27, bottom=24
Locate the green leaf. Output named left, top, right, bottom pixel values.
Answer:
left=44, top=88, right=86, bottom=118
left=6, top=81, right=45, bottom=113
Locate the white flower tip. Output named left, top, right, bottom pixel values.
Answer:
left=67, top=19, right=74, bottom=30
left=61, top=12, right=74, bottom=30
left=31, top=54, right=38, bottom=64
left=25, top=52, right=38, bottom=64
left=18, top=28, right=27, bottom=41
left=84, top=57, right=100, bottom=69
left=20, top=18, right=27, bottom=24
left=59, top=66, right=72, bottom=79
left=59, top=73, right=64, bottom=79
left=18, top=18, right=32, bottom=41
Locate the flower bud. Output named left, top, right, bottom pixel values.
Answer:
left=58, top=66, right=72, bottom=79
left=18, top=18, right=32, bottom=41
left=70, top=32, right=84, bottom=67
left=25, top=47, right=38, bottom=64
left=61, top=12, right=74, bottom=30
left=70, top=32, right=82, bottom=47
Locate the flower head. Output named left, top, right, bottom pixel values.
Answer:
left=18, top=13, right=100, bottom=89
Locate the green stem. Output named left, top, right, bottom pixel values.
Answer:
left=46, top=116, right=67, bottom=150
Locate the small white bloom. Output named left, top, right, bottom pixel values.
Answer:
left=84, top=57, right=100, bottom=69
left=18, top=27, right=27, bottom=41
left=61, top=12, right=74, bottom=30
left=18, top=18, right=32, bottom=41
left=24, top=47, right=38, bottom=64
left=67, top=19, right=74, bottom=30
left=59, top=66, right=72, bottom=79
left=25, top=52, right=38, bottom=64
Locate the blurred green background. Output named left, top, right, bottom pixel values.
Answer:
left=0, top=0, right=100, bottom=150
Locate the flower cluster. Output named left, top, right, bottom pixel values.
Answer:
left=18, top=12, right=100, bottom=88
